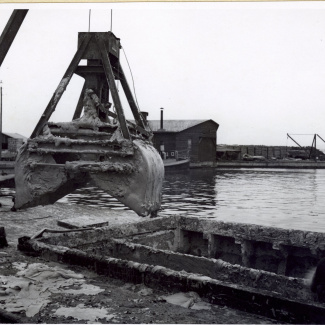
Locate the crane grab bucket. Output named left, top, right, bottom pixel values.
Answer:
left=14, top=32, right=164, bottom=217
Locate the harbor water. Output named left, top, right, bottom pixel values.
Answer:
left=57, top=168, right=325, bottom=233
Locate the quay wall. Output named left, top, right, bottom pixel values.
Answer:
left=216, top=161, right=325, bottom=169
left=190, top=161, right=325, bottom=168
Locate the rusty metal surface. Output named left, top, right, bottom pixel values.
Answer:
left=118, top=62, right=147, bottom=130
left=97, top=36, right=130, bottom=140
left=78, top=32, right=120, bottom=60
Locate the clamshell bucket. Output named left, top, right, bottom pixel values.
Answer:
left=14, top=32, right=164, bottom=216
left=90, top=140, right=164, bottom=216
left=14, top=137, right=164, bottom=216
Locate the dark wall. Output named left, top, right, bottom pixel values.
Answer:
left=1, top=133, right=9, bottom=150
left=152, top=121, right=218, bottom=162
left=176, top=120, right=218, bottom=162
left=152, top=132, right=176, bottom=158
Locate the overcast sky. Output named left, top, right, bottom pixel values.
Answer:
left=1, top=2, right=325, bottom=150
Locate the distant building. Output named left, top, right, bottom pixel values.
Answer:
left=1, top=132, right=27, bottom=160
left=1, top=132, right=27, bottom=151
left=216, top=145, right=241, bottom=160
left=148, top=119, right=219, bottom=163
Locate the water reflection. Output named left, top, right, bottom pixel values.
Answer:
left=161, top=169, right=217, bottom=217
left=5, top=168, right=325, bottom=232
left=211, top=168, right=325, bottom=231
left=58, top=168, right=325, bottom=230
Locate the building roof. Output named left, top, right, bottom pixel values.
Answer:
left=2, top=132, right=28, bottom=140
left=148, top=119, right=218, bottom=132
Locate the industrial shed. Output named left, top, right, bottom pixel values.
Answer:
left=148, top=119, right=219, bottom=163
left=1, top=132, right=27, bottom=151
left=1, top=132, right=27, bottom=160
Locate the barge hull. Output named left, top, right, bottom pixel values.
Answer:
left=18, top=215, right=325, bottom=323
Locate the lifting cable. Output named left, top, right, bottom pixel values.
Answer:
left=109, top=9, right=118, bottom=119
left=122, top=46, right=140, bottom=110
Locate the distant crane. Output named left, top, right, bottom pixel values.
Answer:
left=287, top=133, right=325, bottom=160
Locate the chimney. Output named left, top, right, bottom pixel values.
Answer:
left=140, top=111, right=148, bottom=122
left=160, top=108, right=164, bottom=130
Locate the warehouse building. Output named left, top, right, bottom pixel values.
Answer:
left=148, top=118, right=219, bottom=163
left=1, top=132, right=27, bottom=160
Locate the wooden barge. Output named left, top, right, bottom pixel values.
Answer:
left=19, top=215, right=325, bottom=323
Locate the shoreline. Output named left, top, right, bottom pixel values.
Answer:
left=190, top=160, right=325, bottom=169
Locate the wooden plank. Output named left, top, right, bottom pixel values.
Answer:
left=58, top=216, right=109, bottom=229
